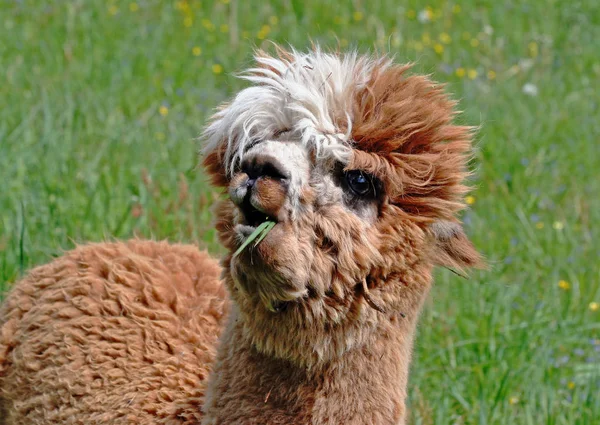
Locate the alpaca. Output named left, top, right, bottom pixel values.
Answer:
left=0, top=47, right=483, bottom=424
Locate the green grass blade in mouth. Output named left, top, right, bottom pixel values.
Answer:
left=233, top=221, right=276, bottom=258
left=253, top=221, right=276, bottom=247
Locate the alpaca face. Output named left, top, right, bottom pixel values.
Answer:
left=203, top=48, right=482, bottom=364
left=224, top=134, right=383, bottom=312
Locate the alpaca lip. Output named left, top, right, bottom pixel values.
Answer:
left=235, top=223, right=269, bottom=238
left=239, top=199, right=277, bottom=228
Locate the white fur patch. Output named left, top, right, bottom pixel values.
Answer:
left=245, top=140, right=309, bottom=210
left=203, top=47, right=391, bottom=176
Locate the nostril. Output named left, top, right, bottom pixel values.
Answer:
left=241, top=155, right=290, bottom=181
left=260, top=161, right=289, bottom=180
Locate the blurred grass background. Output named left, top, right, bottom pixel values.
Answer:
left=1, top=0, right=599, bottom=423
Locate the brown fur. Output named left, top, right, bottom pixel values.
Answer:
left=0, top=47, right=483, bottom=424
left=348, top=64, right=474, bottom=222
left=0, top=240, right=228, bottom=424
left=200, top=48, right=483, bottom=424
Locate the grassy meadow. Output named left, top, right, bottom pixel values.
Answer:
left=1, top=0, right=599, bottom=423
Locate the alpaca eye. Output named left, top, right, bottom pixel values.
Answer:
left=344, top=170, right=376, bottom=197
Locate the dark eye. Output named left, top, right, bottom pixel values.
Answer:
left=344, top=170, right=377, bottom=197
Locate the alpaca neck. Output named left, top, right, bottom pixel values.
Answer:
left=202, top=305, right=422, bottom=425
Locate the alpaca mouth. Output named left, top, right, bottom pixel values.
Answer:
left=240, top=199, right=277, bottom=228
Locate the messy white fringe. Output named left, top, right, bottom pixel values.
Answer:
left=203, top=47, right=392, bottom=175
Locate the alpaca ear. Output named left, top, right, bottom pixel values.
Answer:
left=428, top=221, right=485, bottom=274
left=202, top=134, right=230, bottom=188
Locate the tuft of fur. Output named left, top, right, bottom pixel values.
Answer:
left=349, top=63, right=474, bottom=222
left=203, top=47, right=387, bottom=183
left=0, top=240, right=228, bottom=425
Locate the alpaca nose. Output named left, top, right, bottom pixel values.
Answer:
left=241, top=155, right=290, bottom=183
left=229, top=140, right=309, bottom=224
left=229, top=154, right=291, bottom=224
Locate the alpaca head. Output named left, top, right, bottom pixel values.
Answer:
left=203, top=47, right=482, bottom=366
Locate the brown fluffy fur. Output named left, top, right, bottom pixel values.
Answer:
left=349, top=64, right=473, bottom=221
left=0, top=240, right=227, bottom=424
left=0, top=47, right=483, bottom=424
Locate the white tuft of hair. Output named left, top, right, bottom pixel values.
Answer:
left=202, top=47, right=391, bottom=176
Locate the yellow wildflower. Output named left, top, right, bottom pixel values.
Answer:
left=184, top=16, right=193, bottom=27
left=452, top=4, right=461, bottom=14
left=439, top=32, right=451, bottom=44
left=465, top=195, right=475, bottom=205
left=220, top=0, right=231, bottom=4
left=509, top=396, right=519, bottom=405
left=589, top=302, right=599, bottom=312
left=422, top=32, right=431, bottom=46
left=257, top=24, right=271, bottom=39
left=455, top=67, right=466, bottom=78
left=220, top=24, right=229, bottom=33
left=175, top=1, right=190, bottom=11
left=155, top=132, right=166, bottom=141
left=535, top=222, right=544, bottom=229
left=201, top=19, right=214, bottom=31
left=567, top=381, right=575, bottom=390
left=353, top=11, right=364, bottom=22
left=129, top=3, right=139, bottom=12
left=159, top=106, right=169, bottom=117
left=553, top=221, right=564, bottom=230
left=487, top=70, right=496, bottom=80
left=108, top=5, right=118, bottom=15
left=434, top=43, right=444, bottom=54
left=470, top=38, right=480, bottom=47
left=528, top=41, right=539, bottom=58
left=467, top=69, right=478, bottom=79
left=558, top=280, right=570, bottom=290
left=192, top=46, right=202, bottom=56
left=212, top=64, right=223, bottom=74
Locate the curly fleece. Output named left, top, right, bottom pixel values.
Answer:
left=0, top=240, right=227, bottom=424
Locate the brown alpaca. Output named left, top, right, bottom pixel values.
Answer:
left=0, top=47, right=483, bottom=424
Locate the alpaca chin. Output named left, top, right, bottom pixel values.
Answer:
left=230, top=230, right=310, bottom=312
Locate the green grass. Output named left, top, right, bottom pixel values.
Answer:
left=1, top=0, right=599, bottom=423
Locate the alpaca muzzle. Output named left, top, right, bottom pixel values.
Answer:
left=229, top=162, right=288, bottom=226
left=229, top=140, right=309, bottom=226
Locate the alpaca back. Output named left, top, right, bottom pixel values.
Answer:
left=0, top=240, right=228, bottom=424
